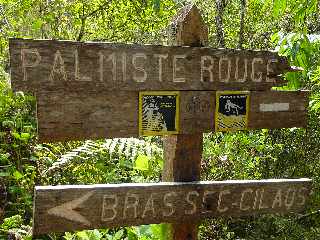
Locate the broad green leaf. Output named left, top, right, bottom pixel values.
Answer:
left=88, top=229, right=102, bottom=239
left=1, top=215, right=23, bottom=230
left=150, top=224, right=170, bottom=240
left=20, top=132, right=31, bottom=140
left=13, top=170, right=23, bottom=180
left=153, top=0, right=161, bottom=12
left=76, top=231, right=89, bottom=239
left=12, top=132, right=21, bottom=140
left=271, top=32, right=280, bottom=44
left=0, top=172, right=10, bottom=177
left=2, top=120, right=15, bottom=128
left=273, top=0, right=286, bottom=18
left=113, top=229, right=124, bottom=240
left=135, top=155, right=149, bottom=171
left=63, top=232, right=74, bottom=240
left=127, top=227, right=139, bottom=240
left=32, top=19, right=43, bottom=31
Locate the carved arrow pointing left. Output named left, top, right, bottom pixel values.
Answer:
left=47, top=191, right=94, bottom=226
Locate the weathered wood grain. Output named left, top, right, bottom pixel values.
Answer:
left=33, top=179, right=312, bottom=235
left=163, top=133, right=203, bottom=239
left=163, top=5, right=206, bottom=240
left=9, top=38, right=292, bottom=93
left=35, top=90, right=308, bottom=142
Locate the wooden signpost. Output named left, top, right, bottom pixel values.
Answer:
left=34, top=179, right=312, bottom=235
left=8, top=4, right=312, bottom=240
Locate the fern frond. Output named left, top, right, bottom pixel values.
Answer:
left=45, top=140, right=98, bottom=175
left=45, top=138, right=163, bottom=176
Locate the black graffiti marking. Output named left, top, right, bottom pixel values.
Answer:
left=186, top=97, right=210, bottom=113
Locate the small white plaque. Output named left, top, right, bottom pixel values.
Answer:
left=259, top=103, right=290, bottom=112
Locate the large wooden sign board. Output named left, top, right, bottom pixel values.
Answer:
left=10, top=39, right=292, bottom=93
left=33, top=179, right=312, bottom=235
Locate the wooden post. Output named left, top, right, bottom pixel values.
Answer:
left=0, top=181, right=6, bottom=222
left=163, top=4, right=208, bottom=240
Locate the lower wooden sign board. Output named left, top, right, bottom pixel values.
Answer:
left=35, top=90, right=308, bottom=142
left=33, top=178, right=312, bottom=235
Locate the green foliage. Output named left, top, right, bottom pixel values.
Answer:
left=52, top=224, right=169, bottom=240
left=272, top=32, right=320, bottom=89
left=0, top=80, right=37, bottom=221
left=1, top=214, right=23, bottom=231
left=0, top=215, right=32, bottom=239
left=129, top=224, right=170, bottom=240
left=37, top=137, right=163, bottom=185
left=202, top=131, right=283, bottom=180
left=200, top=214, right=320, bottom=240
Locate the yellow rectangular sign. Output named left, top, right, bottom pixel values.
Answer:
left=215, top=91, right=250, bottom=132
left=139, top=91, right=180, bottom=136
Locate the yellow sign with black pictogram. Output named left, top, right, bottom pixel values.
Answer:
left=139, top=91, right=180, bottom=136
left=215, top=91, right=250, bottom=132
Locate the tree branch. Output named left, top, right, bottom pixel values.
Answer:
left=85, top=1, right=110, bottom=18
left=77, top=4, right=86, bottom=41
left=0, top=5, right=12, bottom=31
left=215, top=0, right=227, bottom=48
left=238, top=0, right=246, bottom=49
left=297, top=209, right=320, bottom=221
left=77, top=1, right=111, bottom=41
